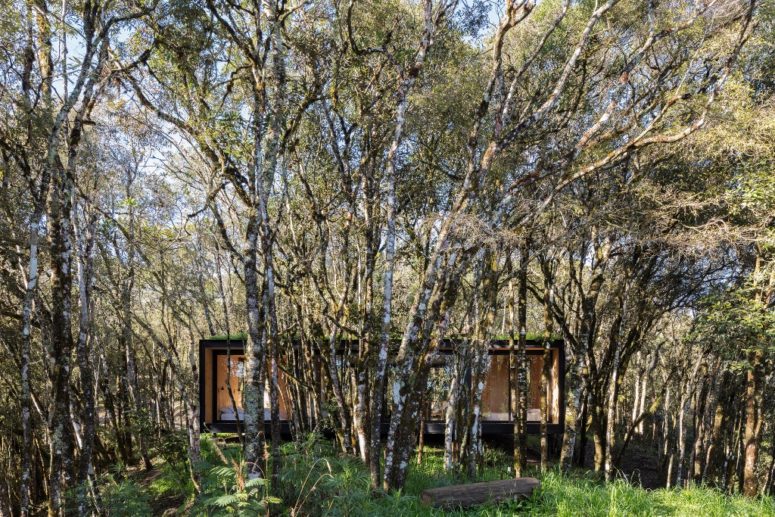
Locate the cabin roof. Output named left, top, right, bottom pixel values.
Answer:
left=200, top=335, right=563, bottom=352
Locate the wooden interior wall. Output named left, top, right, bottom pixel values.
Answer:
left=216, top=354, right=245, bottom=415
left=210, top=351, right=291, bottom=421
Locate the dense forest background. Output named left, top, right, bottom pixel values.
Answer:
left=0, top=0, right=773, bottom=514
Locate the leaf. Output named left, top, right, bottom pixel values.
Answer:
left=207, top=494, right=239, bottom=507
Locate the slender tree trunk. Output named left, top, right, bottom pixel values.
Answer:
left=765, top=438, right=775, bottom=496
left=637, top=350, right=659, bottom=436
left=369, top=78, right=401, bottom=490
left=185, top=328, right=202, bottom=493
left=605, top=347, right=621, bottom=481
left=676, top=386, right=690, bottom=488
left=327, top=326, right=353, bottom=454
left=560, top=350, right=585, bottom=471
left=19, top=200, right=46, bottom=517
left=592, top=405, right=606, bottom=474
left=742, top=350, right=763, bottom=496
left=416, top=402, right=425, bottom=465
left=444, top=356, right=460, bottom=472
left=121, top=168, right=152, bottom=472
left=464, top=251, right=498, bottom=477
left=75, top=204, right=99, bottom=514
left=374, top=4, right=447, bottom=490
left=540, top=282, right=553, bottom=471
left=18, top=5, right=53, bottom=509
left=577, top=390, right=589, bottom=468
left=631, top=354, right=641, bottom=430
left=243, top=214, right=266, bottom=478
left=465, top=346, right=488, bottom=478
left=48, top=159, right=76, bottom=517
left=692, top=378, right=710, bottom=483
left=512, top=244, right=529, bottom=477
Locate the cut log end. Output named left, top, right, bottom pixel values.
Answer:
left=420, top=477, right=540, bottom=509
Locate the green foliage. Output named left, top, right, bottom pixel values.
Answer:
left=155, top=431, right=190, bottom=468
left=191, top=436, right=281, bottom=515
left=202, top=465, right=277, bottom=514
left=101, top=478, right=154, bottom=517
left=148, top=461, right=193, bottom=500
left=693, top=281, right=775, bottom=362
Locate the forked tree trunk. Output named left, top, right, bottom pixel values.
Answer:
left=465, top=346, right=488, bottom=478
left=464, top=251, right=498, bottom=477
left=48, top=156, right=76, bottom=517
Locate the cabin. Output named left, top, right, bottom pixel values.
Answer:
left=199, top=336, right=564, bottom=436
left=198, top=337, right=293, bottom=434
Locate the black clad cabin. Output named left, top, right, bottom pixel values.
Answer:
left=199, top=336, right=564, bottom=436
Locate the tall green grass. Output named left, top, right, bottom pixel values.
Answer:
left=274, top=437, right=775, bottom=517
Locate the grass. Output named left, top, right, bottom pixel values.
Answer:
left=99, top=434, right=775, bottom=516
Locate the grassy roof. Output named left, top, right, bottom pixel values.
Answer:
left=207, top=332, right=248, bottom=341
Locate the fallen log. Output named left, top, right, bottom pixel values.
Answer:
left=420, top=477, right=540, bottom=509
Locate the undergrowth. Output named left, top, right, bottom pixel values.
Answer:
left=97, top=433, right=775, bottom=516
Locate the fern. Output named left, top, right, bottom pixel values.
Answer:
left=202, top=456, right=280, bottom=514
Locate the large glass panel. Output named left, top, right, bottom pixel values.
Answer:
left=526, top=350, right=558, bottom=422
left=428, top=357, right=454, bottom=420
left=409, top=348, right=560, bottom=424
left=482, top=355, right=509, bottom=421
left=216, top=354, right=245, bottom=420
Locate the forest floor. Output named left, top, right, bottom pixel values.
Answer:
left=100, top=434, right=775, bottom=516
